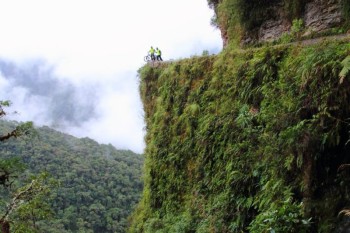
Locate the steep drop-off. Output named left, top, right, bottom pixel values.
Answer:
left=130, top=39, right=350, bottom=232
left=130, top=1, right=350, bottom=232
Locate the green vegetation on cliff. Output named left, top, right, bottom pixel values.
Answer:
left=0, top=120, right=143, bottom=233
left=209, top=0, right=350, bottom=46
left=130, top=39, right=350, bottom=232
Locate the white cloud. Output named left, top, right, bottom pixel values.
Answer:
left=0, top=0, right=222, bottom=153
left=0, top=73, right=10, bottom=88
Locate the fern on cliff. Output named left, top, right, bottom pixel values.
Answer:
left=339, top=55, right=350, bottom=83
left=130, top=39, right=350, bottom=233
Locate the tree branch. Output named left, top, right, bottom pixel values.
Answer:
left=0, top=180, right=36, bottom=223
left=0, top=131, right=18, bottom=142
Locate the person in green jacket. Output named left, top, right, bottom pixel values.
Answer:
left=155, top=47, right=163, bottom=61
left=149, top=46, right=155, bottom=61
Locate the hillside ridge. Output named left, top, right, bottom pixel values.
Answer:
left=0, top=120, right=143, bottom=233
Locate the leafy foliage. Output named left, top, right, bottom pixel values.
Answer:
left=130, top=40, right=350, bottom=232
left=339, top=55, right=350, bottom=82
left=0, top=120, right=143, bottom=233
left=0, top=102, right=54, bottom=233
left=0, top=173, right=56, bottom=233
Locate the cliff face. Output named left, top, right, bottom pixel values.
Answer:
left=210, top=0, right=349, bottom=46
left=129, top=2, right=350, bottom=233
left=130, top=40, right=350, bottom=232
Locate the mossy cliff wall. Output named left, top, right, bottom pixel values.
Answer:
left=130, top=39, right=350, bottom=232
left=208, top=0, right=350, bottom=46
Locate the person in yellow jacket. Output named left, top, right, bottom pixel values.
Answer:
left=149, top=46, right=155, bottom=61
left=155, top=47, right=163, bottom=61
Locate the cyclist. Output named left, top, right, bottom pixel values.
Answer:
left=149, top=46, right=155, bottom=61
left=155, top=47, right=163, bottom=61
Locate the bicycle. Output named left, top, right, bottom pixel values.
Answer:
left=144, top=53, right=155, bottom=62
left=144, top=54, right=151, bottom=62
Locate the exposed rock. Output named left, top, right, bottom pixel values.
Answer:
left=226, top=0, right=345, bottom=46
left=256, top=0, right=344, bottom=43
left=241, top=3, right=291, bottom=44
left=304, top=0, right=343, bottom=33
left=259, top=19, right=291, bottom=42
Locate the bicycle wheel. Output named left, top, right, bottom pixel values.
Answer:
left=144, top=55, right=151, bottom=62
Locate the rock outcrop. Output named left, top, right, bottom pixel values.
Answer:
left=304, top=0, right=343, bottom=34
left=212, top=0, right=347, bottom=46
left=253, top=0, right=344, bottom=43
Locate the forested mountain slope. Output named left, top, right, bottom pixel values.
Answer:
left=0, top=120, right=143, bottom=233
left=129, top=0, right=350, bottom=230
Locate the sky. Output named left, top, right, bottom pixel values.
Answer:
left=0, top=0, right=222, bottom=154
